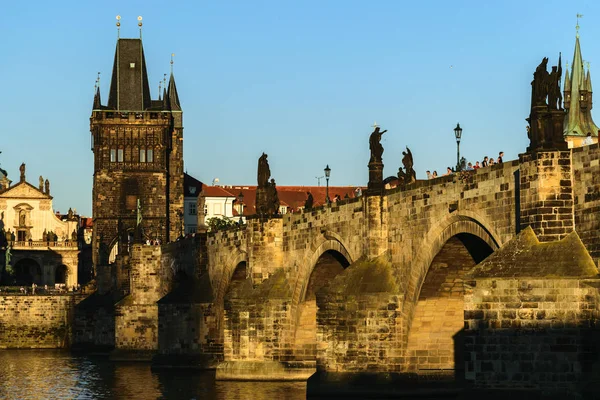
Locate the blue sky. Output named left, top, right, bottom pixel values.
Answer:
left=1, top=0, right=599, bottom=216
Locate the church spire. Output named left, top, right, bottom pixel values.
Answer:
left=563, top=20, right=598, bottom=139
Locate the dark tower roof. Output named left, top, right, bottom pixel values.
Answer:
left=166, top=73, right=181, bottom=111
left=107, top=38, right=152, bottom=111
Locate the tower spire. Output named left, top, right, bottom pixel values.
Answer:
left=563, top=18, right=599, bottom=141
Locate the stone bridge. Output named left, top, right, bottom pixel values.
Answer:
left=87, top=146, right=600, bottom=391
left=193, top=146, right=599, bottom=382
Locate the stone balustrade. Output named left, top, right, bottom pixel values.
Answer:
left=8, top=240, right=78, bottom=250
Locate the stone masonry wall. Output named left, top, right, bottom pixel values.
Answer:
left=464, top=278, right=600, bottom=393
left=248, top=218, right=284, bottom=285
left=316, top=293, right=403, bottom=373
left=0, top=295, right=74, bottom=348
left=519, top=151, right=574, bottom=242
left=572, top=143, right=600, bottom=265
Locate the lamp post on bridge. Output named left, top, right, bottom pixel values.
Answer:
left=454, top=123, right=463, bottom=171
left=324, top=165, right=331, bottom=206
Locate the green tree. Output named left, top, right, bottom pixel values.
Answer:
left=206, top=216, right=239, bottom=232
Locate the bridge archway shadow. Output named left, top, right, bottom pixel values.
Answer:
left=294, top=249, right=350, bottom=363
left=405, top=233, right=493, bottom=379
left=226, top=261, right=247, bottom=295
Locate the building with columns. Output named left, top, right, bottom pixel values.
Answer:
left=0, top=164, right=79, bottom=287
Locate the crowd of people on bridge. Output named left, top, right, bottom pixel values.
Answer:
left=426, top=151, right=504, bottom=180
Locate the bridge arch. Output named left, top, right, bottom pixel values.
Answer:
left=292, top=233, right=353, bottom=363
left=215, top=250, right=248, bottom=304
left=404, top=212, right=500, bottom=375
left=293, top=232, right=354, bottom=308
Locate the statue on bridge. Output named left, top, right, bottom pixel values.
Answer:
left=304, top=192, right=314, bottom=210
left=256, top=153, right=279, bottom=216
left=527, top=54, right=567, bottom=152
left=397, top=146, right=416, bottom=186
left=369, top=126, right=387, bottom=163
left=368, top=125, right=387, bottom=192
left=257, top=153, right=271, bottom=188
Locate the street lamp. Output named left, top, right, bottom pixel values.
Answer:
left=238, top=192, right=244, bottom=225
left=324, top=165, right=331, bottom=206
left=454, top=123, right=463, bottom=171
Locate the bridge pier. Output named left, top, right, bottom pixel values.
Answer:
left=110, top=245, right=166, bottom=361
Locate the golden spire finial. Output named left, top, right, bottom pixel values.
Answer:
left=116, top=15, right=121, bottom=39
left=158, top=80, right=162, bottom=100
left=576, top=13, right=583, bottom=38
left=170, top=53, right=175, bottom=74
left=138, top=16, right=143, bottom=39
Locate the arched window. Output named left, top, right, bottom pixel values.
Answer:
left=147, top=148, right=154, bottom=163
left=139, top=147, right=146, bottom=162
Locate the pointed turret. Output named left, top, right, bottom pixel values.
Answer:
left=93, top=85, right=102, bottom=110
left=162, top=87, right=168, bottom=109
left=166, top=73, right=181, bottom=111
left=107, top=39, right=152, bottom=110
left=586, top=69, right=592, bottom=91
left=563, top=32, right=599, bottom=142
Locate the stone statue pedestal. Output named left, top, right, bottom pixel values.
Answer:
left=367, top=161, right=384, bottom=193
left=527, top=106, right=567, bottom=152
left=256, top=187, right=268, bottom=215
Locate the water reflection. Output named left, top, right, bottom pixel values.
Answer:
left=0, top=351, right=306, bottom=400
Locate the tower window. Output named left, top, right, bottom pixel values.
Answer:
left=110, top=149, right=116, bottom=163
left=139, top=148, right=146, bottom=163
left=117, top=149, right=124, bottom=162
left=130, top=63, right=136, bottom=69
left=147, top=149, right=154, bottom=163
left=189, top=203, right=197, bottom=215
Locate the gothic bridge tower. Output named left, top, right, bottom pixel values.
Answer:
left=90, top=35, right=184, bottom=271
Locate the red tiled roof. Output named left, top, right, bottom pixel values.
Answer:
left=202, top=185, right=236, bottom=197
left=226, top=185, right=365, bottom=215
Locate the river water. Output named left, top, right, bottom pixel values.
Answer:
left=0, top=350, right=306, bottom=400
